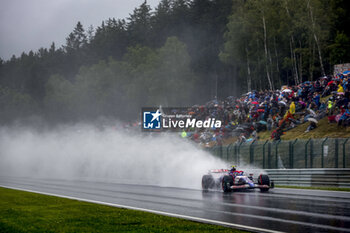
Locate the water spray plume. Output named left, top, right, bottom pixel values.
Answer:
left=0, top=124, right=228, bottom=189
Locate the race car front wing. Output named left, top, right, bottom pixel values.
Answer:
left=228, top=184, right=273, bottom=189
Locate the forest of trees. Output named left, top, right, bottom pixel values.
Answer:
left=0, top=0, right=349, bottom=123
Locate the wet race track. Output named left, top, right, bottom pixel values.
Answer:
left=1, top=176, right=350, bottom=233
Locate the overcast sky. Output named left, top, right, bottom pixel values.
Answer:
left=0, top=0, right=160, bottom=60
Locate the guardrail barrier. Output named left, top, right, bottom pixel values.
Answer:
left=265, top=168, right=350, bottom=188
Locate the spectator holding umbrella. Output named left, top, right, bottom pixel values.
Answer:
left=313, top=92, right=321, bottom=109
left=338, top=108, right=350, bottom=127
left=271, top=127, right=283, bottom=140
left=338, top=84, right=344, bottom=93
left=305, top=118, right=318, bottom=133
left=238, top=133, right=246, bottom=143
left=327, top=97, right=334, bottom=115
left=289, top=101, right=296, bottom=115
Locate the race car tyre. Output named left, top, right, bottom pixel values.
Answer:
left=222, top=175, right=234, bottom=192
left=258, top=174, right=270, bottom=192
left=202, top=175, right=214, bottom=190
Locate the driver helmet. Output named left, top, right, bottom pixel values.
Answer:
left=230, top=165, right=236, bottom=172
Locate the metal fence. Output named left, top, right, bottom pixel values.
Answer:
left=208, top=138, right=350, bottom=169
left=265, top=168, right=350, bottom=187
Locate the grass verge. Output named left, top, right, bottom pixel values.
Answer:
left=258, top=117, right=350, bottom=141
left=276, top=185, right=350, bottom=192
left=0, top=187, right=245, bottom=233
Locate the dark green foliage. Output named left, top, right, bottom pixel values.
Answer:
left=127, top=2, right=153, bottom=46
left=329, top=32, right=350, bottom=64
left=0, top=86, right=38, bottom=123
left=65, top=21, right=87, bottom=52
left=220, top=0, right=350, bottom=90
left=42, top=37, right=196, bottom=121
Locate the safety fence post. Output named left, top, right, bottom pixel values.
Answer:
left=288, top=141, right=292, bottom=169
left=275, top=140, right=281, bottom=169
left=249, top=140, right=256, bottom=165
left=343, top=138, right=349, bottom=168
left=234, top=143, right=238, bottom=164
left=335, top=139, right=339, bottom=168
left=220, top=145, right=223, bottom=159
left=310, top=139, right=314, bottom=168
left=262, top=140, right=269, bottom=169
left=305, top=139, right=311, bottom=168
left=321, top=137, right=328, bottom=168
left=290, top=139, right=298, bottom=169
left=231, top=143, right=236, bottom=162
left=237, top=141, right=243, bottom=166
left=213, top=146, right=217, bottom=158
left=226, top=143, right=234, bottom=162
left=268, top=142, right=272, bottom=169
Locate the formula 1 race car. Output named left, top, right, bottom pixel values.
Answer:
left=201, top=167, right=274, bottom=192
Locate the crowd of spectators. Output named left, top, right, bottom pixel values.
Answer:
left=182, top=71, right=350, bottom=146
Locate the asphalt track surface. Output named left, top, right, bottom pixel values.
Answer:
left=1, top=176, right=350, bottom=233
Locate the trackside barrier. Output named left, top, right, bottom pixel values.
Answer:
left=265, top=168, right=350, bottom=188
left=209, top=138, right=350, bottom=169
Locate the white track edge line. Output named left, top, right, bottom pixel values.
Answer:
left=0, top=185, right=283, bottom=233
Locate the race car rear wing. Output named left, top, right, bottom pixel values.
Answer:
left=209, top=169, right=228, bottom=173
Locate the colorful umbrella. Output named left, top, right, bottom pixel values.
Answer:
left=328, top=80, right=335, bottom=86
left=307, top=118, right=318, bottom=124
left=279, top=101, right=287, bottom=106
left=307, top=109, right=316, bottom=116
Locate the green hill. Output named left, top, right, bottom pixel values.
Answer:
left=258, top=117, right=350, bottom=141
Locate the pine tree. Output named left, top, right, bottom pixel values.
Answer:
left=65, top=21, right=87, bottom=52
left=127, top=1, right=153, bottom=46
